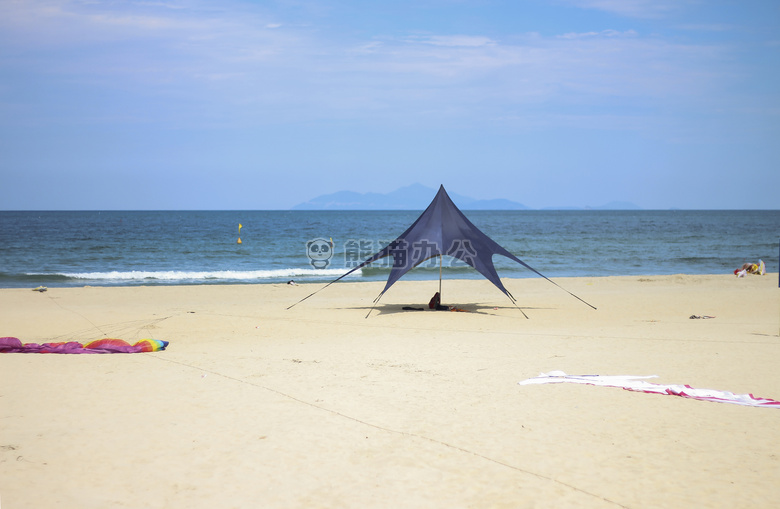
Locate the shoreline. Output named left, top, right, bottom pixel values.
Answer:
left=2, top=274, right=779, bottom=507
left=0, top=269, right=767, bottom=290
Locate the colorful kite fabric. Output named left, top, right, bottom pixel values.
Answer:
left=519, top=371, right=780, bottom=408
left=0, top=337, right=168, bottom=354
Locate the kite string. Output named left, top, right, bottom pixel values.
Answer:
left=147, top=354, right=628, bottom=508
left=42, top=293, right=175, bottom=342
left=45, top=293, right=109, bottom=337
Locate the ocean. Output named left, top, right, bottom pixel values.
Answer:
left=0, top=210, right=778, bottom=289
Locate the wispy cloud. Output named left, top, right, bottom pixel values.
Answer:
left=560, top=0, right=683, bottom=18
left=0, top=0, right=741, bottom=133
left=404, top=35, right=496, bottom=47
left=0, top=0, right=283, bottom=47
left=557, top=29, right=639, bottom=39
left=676, top=23, right=734, bottom=32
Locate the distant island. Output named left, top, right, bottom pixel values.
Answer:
left=292, top=184, right=641, bottom=210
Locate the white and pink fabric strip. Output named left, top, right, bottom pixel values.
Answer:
left=518, top=371, right=780, bottom=408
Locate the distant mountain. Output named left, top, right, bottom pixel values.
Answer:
left=292, top=184, right=642, bottom=210
left=593, top=201, right=642, bottom=210
left=292, top=184, right=531, bottom=210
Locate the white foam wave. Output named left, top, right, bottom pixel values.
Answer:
left=44, top=268, right=359, bottom=281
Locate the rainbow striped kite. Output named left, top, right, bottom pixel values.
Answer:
left=0, top=337, right=168, bottom=354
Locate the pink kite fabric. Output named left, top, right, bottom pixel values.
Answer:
left=518, top=371, right=780, bottom=408
left=0, top=337, right=168, bottom=354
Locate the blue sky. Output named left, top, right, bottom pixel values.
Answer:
left=1, top=0, right=778, bottom=210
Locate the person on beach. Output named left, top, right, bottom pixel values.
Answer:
left=734, top=260, right=765, bottom=277
left=428, top=292, right=449, bottom=310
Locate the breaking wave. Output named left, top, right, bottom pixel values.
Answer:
left=20, top=268, right=360, bottom=285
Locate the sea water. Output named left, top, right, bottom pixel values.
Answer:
left=0, top=210, right=777, bottom=288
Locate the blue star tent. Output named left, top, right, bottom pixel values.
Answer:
left=289, top=185, right=595, bottom=317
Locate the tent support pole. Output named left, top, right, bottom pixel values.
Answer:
left=439, top=255, right=442, bottom=303
left=512, top=301, right=529, bottom=319
left=366, top=292, right=386, bottom=318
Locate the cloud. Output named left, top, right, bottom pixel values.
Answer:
left=676, top=24, right=734, bottom=32
left=560, top=0, right=683, bottom=18
left=404, top=35, right=496, bottom=47
left=557, top=29, right=639, bottom=39
left=0, top=0, right=281, bottom=47
left=0, top=0, right=741, bottom=135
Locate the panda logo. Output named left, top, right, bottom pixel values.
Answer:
left=307, top=238, right=333, bottom=269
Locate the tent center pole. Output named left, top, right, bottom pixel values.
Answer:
left=439, top=255, right=442, bottom=302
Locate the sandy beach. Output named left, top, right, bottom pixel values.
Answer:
left=1, top=273, right=779, bottom=508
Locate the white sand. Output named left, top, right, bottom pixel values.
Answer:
left=1, top=274, right=779, bottom=508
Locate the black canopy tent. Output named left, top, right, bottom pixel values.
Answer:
left=289, top=185, right=595, bottom=317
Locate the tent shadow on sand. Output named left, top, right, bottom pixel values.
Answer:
left=339, top=304, right=555, bottom=317
left=290, top=185, right=595, bottom=318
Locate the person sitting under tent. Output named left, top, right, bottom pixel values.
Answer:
left=428, top=292, right=449, bottom=311
left=426, top=292, right=471, bottom=312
